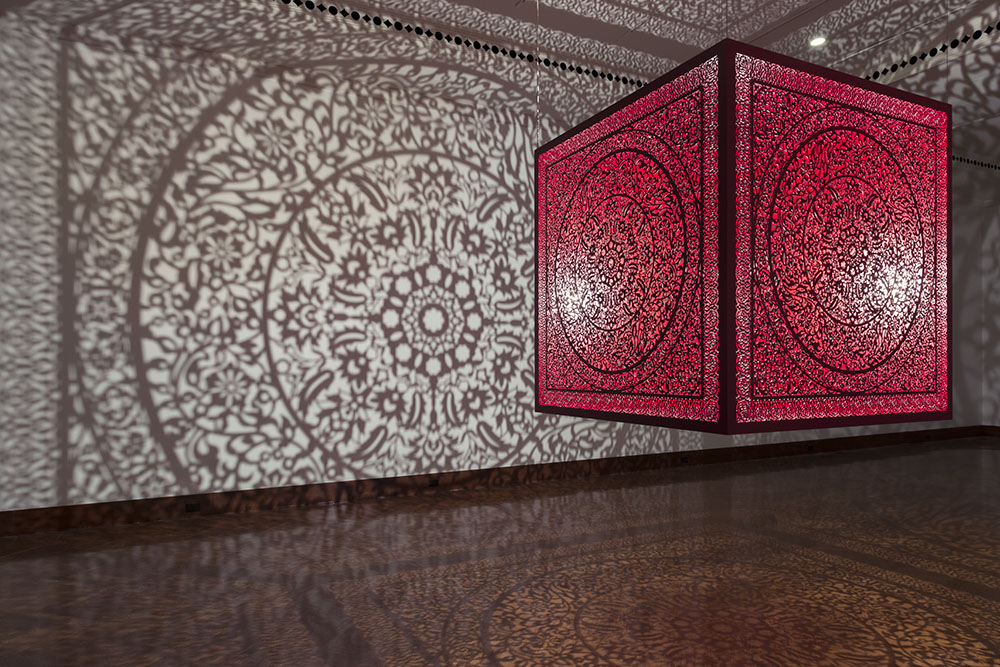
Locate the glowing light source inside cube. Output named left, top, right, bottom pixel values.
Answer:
left=535, top=40, right=950, bottom=433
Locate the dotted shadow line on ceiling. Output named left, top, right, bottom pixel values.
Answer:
left=863, top=17, right=1000, bottom=170
left=865, top=18, right=1000, bottom=81
left=278, top=0, right=997, bottom=171
left=952, top=155, right=1000, bottom=170
left=276, top=0, right=648, bottom=88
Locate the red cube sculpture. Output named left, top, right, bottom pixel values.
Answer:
left=535, top=40, right=950, bottom=433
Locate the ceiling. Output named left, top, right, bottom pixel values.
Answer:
left=347, top=0, right=1000, bottom=206
left=2, top=0, right=997, bottom=205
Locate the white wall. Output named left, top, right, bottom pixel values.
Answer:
left=0, top=0, right=993, bottom=511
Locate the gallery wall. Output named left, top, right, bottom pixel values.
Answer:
left=984, top=208, right=1000, bottom=426
left=0, top=0, right=993, bottom=511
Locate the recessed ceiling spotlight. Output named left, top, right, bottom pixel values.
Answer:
left=810, top=36, right=827, bottom=47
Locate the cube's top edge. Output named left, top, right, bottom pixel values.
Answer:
left=536, top=39, right=951, bottom=166
left=723, top=38, right=952, bottom=118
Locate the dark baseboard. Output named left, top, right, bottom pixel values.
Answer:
left=1, top=425, right=993, bottom=537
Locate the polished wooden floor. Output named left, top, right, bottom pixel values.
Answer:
left=1, top=438, right=999, bottom=666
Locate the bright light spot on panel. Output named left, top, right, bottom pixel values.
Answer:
left=809, top=36, right=827, bottom=47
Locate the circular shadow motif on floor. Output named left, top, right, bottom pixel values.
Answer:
left=755, top=106, right=927, bottom=394
left=483, top=556, right=997, bottom=665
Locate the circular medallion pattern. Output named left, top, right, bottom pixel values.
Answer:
left=55, top=4, right=667, bottom=501
left=485, top=555, right=997, bottom=665
left=579, top=193, right=655, bottom=333
left=757, top=107, right=927, bottom=392
left=553, top=132, right=697, bottom=390
left=132, top=65, right=563, bottom=480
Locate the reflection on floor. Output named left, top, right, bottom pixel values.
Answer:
left=1, top=437, right=999, bottom=665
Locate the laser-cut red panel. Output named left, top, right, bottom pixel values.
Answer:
left=733, top=52, right=950, bottom=425
left=536, top=55, right=720, bottom=426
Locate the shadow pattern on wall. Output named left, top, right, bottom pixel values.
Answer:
left=0, top=0, right=995, bottom=511
left=0, top=0, right=690, bottom=510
